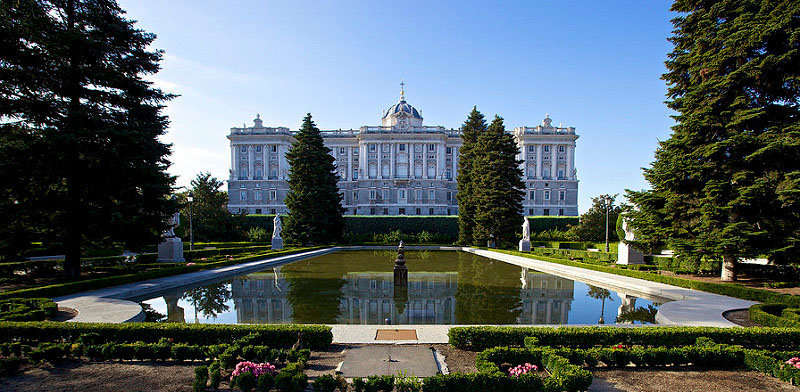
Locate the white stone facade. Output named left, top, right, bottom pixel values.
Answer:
left=227, top=89, right=579, bottom=216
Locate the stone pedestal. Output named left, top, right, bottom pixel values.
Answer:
left=616, top=241, right=644, bottom=265
left=272, top=237, right=283, bottom=251
left=518, top=239, right=531, bottom=252
left=157, top=237, right=184, bottom=263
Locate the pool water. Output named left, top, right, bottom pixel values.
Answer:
left=140, top=250, right=666, bottom=325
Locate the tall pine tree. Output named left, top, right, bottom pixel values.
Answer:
left=0, top=0, right=177, bottom=277
left=627, top=0, right=800, bottom=281
left=284, top=114, right=344, bottom=244
left=456, top=107, right=487, bottom=245
left=472, top=116, right=525, bottom=247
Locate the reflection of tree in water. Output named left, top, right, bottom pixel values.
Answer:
left=616, top=304, right=658, bottom=324
left=182, top=282, right=232, bottom=320
left=587, top=285, right=613, bottom=324
left=140, top=302, right=166, bottom=322
left=283, top=264, right=345, bottom=324
left=455, top=253, right=521, bottom=324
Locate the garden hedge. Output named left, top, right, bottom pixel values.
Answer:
left=492, top=249, right=800, bottom=307
left=448, top=326, right=800, bottom=351
left=0, top=246, right=324, bottom=300
left=749, top=304, right=800, bottom=328
left=0, top=298, right=58, bottom=321
left=0, top=322, right=332, bottom=349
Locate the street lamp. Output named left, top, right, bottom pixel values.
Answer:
left=187, top=192, right=194, bottom=251
left=604, top=198, right=610, bottom=253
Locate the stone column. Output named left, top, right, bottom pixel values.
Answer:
left=536, top=144, right=542, bottom=179
left=231, top=145, right=237, bottom=179
left=360, top=143, right=367, bottom=177
left=347, top=146, right=353, bottom=182
left=281, top=144, right=289, bottom=180
left=248, top=145, right=254, bottom=179
left=568, top=145, right=575, bottom=179
left=452, top=148, right=458, bottom=180
left=550, top=144, right=556, bottom=179
left=390, top=143, right=395, bottom=178
left=276, top=145, right=281, bottom=180
left=437, top=142, right=445, bottom=179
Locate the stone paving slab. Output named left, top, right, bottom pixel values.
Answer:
left=339, top=345, right=440, bottom=377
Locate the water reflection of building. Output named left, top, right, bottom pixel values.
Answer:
left=338, top=272, right=457, bottom=324
left=518, top=268, right=574, bottom=324
left=230, top=269, right=293, bottom=323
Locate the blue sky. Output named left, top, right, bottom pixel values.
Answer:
left=119, top=0, right=676, bottom=213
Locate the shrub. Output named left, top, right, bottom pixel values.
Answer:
left=749, top=304, right=800, bottom=328
left=0, top=298, right=58, bottom=321
left=233, top=372, right=257, bottom=392
left=395, top=371, right=423, bottom=392
left=449, top=325, right=800, bottom=351
left=0, top=321, right=333, bottom=350
left=193, top=365, right=208, bottom=392
left=312, top=374, right=339, bottom=392
left=364, top=375, right=394, bottom=392
left=256, top=373, right=275, bottom=392
left=209, top=361, right=222, bottom=389
left=247, top=227, right=269, bottom=242
left=275, top=362, right=307, bottom=392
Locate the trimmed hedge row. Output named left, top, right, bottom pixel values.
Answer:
left=0, top=246, right=324, bottom=300
left=491, top=249, right=800, bottom=307
left=0, top=322, right=333, bottom=350
left=137, top=245, right=271, bottom=263
left=0, top=298, right=58, bottom=321
left=749, top=304, right=800, bottom=328
left=527, top=247, right=617, bottom=263
left=448, top=326, right=800, bottom=351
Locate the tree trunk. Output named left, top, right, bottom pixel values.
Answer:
left=720, top=254, right=737, bottom=282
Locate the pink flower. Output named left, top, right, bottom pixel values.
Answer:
left=231, top=361, right=277, bottom=380
left=508, top=363, right=538, bottom=377
left=186, top=262, right=196, bottom=266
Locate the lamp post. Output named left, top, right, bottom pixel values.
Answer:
left=604, top=198, right=610, bottom=253
left=187, top=192, right=194, bottom=251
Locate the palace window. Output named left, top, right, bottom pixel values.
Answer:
left=254, top=192, right=262, bottom=201
left=256, top=145, right=262, bottom=153
left=544, top=190, right=551, bottom=200
left=446, top=192, right=452, bottom=201
left=399, top=208, right=405, bottom=215
left=429, top=190, right=435, bottom=200
left=530, top=191, right=535, bottom=200
left=528, top=145, right=536, bottom=152
left=369, top=144, right=376, bottom=152
left=240, top=192, right=247, bottom=201
left=543, top=145, right=550, bottom=152
left=382, top=189, right=390, bottom=200
left=254, top=168, right=262, bottom=179
left=429, top=208, right=434, bottom=215
left=445, top=169, right=452, bottom=180
left=428, top=144, right=436, bottom=152
left=382, top=144, right=390, bottom=152
left=427, top=164, right=435, bottom=178
left=383, top=208, right=388, bottom=215
left=558, top=169, right=565, bottom=178
left=368, top=163, right=377, bottom=178
left=353, top=171, right=358, bottom=180
left=240, top=146, right=247, bottom=153
left=559, top=191, right=565, bottom=201
left=446, top=147, right=452, bottom=154
left=559, top=208, right=564, bottom=216
left=558, top=145, right=565, bottom=153
left=271, top=145, right=277, bottom=153
left=382, top=163, right=390, bottom=177
left=370, top=208, right=376, bottom=215
left=269, top=190, right=277, bottom=200
left=416, top=190, right=423, bottom=200
left=398, top=189, right=406, bottom=199
left=543, top=208, right=550, bottom=216
left=369, top=190, right=376, bottom=200
left=399, top=144, right=406, bottom=152
left=353, top=191, right=358, bottom=201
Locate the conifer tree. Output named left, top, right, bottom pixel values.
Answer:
left=472, top=116, right=525, bottom=247
left=0, top=0, right=177, bottom=277
left=456, top=107, right=487, bottom=245
left=627, top=0, right=800, bottom=281
left=284, top=114, right=344, bottom=244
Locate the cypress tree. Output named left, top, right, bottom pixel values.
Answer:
left=472, top=116, right=525, bottom=247
left=284, top=113, right=344, bottom=244
left=456, top=107, right=487, bottom=245
left=627, top=0, right=800, bottom=281
left=0, top=0, right=177, bottom=277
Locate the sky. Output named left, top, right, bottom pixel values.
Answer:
left=119, top=0, right=677, bottom=213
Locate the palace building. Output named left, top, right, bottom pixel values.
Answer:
left=227, top=85, right=579, bottom=216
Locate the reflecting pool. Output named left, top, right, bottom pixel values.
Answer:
left=139, top=250, right=667, bottom=325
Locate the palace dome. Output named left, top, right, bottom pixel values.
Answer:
left=382, top=99, right=423, bottom=121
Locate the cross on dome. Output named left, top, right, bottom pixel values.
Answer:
left=400, top=81, right=406, bottom=101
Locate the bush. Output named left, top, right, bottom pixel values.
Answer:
left=749, top=304, right=800, bottom=328
left=312, top=374, right=339, bottom=392
left=247, top=227, right=269, bottom=242
left=0, top=321, right=332, bottom=350
left=364, top=375, right=394, bottom=392
left=193, top=365, right=208, bottom=392
left=256, top=373, right=275, bottom=392
left=209, top=361, right=222, bottom=389
left=233, top=372, right=257, bottom=392
left=0, top=298, right=58, bottom=321
left=275, top=362, right=307, bottom=392
left=448, top=325, right=800, bottom=351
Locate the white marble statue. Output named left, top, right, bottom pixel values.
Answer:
left=158, top=211, right=184, bottom=262
left=272, top=214, right=282, bottom=239
left=518, top=217, right=531, bottom=252
left=617, top=217, right=644, bottom=265
left=271, top=213, right=284, bottom=250
left=164, top=211, right=180, bottom=238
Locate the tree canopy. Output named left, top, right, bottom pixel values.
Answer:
left=568, top=194, right=621, bottom=244
left=283, top=113, right=344, bottom=244
left=456, top=107, right=487, bottom=245
left=626, top=0, right=800, bottom=281
left=0, top=0, right=177, bottom=276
